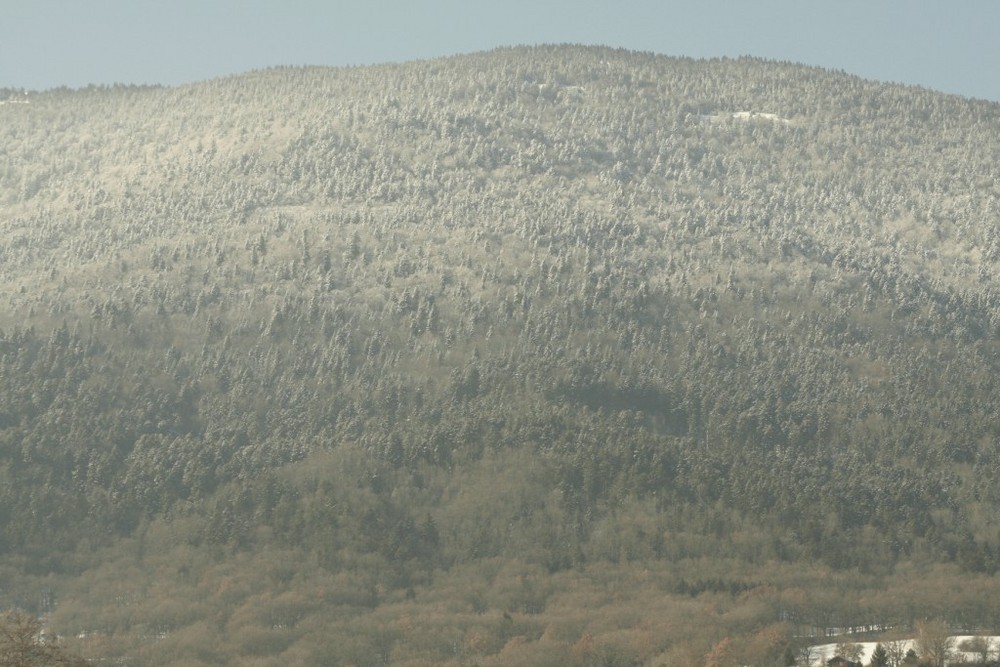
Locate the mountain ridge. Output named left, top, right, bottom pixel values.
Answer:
left=1, top=45, right=999, bottom=665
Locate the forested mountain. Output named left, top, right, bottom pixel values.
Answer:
left=1, top=45, right=999, bottom=666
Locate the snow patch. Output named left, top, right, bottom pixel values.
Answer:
left=698, top=110, right=790, bottom=125
left=808, top=640, right=911, bottom=666
left=808, top=636, right=1000, bottom=667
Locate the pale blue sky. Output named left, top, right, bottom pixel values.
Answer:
left=3, top=0, right=999, bottom=101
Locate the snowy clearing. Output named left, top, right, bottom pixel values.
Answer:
left=698, top=110, right=791, bottom=124
left=808, top=636, right=1000, bottom=667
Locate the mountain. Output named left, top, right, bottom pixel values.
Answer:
left=1, top=45, right=999, bottom=665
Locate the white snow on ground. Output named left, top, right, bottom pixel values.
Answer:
left=698, top=110, right=791, bottom=124
left=808, top=636, right=1000, bottom=667
left=809, top=640, right=912, bottom=666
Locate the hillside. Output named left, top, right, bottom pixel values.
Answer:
left=1, top=45, right=999, bottom=665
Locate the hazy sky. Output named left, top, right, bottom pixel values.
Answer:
left=3, top=0, right=999, bottom=101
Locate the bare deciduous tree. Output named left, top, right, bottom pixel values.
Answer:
left=0, top=611, right=88, bottom=667
left=915, top=620, right=954, bottom=667
left=883, top=639, right=909, bottom=667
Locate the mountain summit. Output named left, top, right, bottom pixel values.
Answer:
left=1, top=46, right=999, bottom=665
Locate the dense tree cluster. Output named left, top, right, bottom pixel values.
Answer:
left=0, top=611, right=88, bottom=666
left=0, top=46, right=998, bottom=664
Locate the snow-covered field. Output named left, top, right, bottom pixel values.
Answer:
left=808, top=640, right=910, bottom=666
left=808, top=636, right=1000, bottom=666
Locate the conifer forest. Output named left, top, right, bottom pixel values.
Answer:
left=1, top=46, right=999, bottom=665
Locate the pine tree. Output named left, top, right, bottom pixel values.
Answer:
left=871, top=643, right=889, bottom=667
